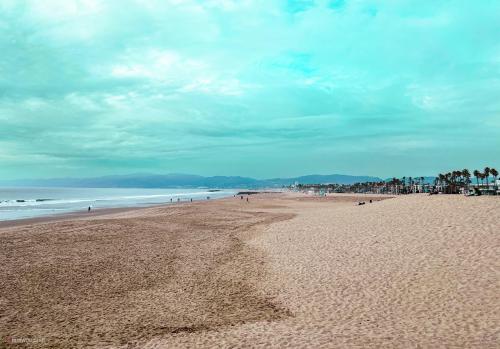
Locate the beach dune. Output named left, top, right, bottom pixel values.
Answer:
left=0, top=193, right=498, bottom=348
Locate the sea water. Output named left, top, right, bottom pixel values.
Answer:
left=0, top=187, right=237, bottom=221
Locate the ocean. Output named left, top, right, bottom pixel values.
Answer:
left=0, top=187, right=237, bottom=221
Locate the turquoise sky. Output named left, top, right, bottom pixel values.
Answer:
left=1, top=0, right=499, bottom=179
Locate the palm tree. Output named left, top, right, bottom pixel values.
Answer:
left=450, top=171, right=456, bottom=193
left=453, top=170, right=463, bottom=193
left=457, top=170, right=463, bottom=184
left=473, top=170, right=480, bottom=187
left=462, top=169, right=471, bottom=192
left=453, top=171, right=459, bottom=193
left=445, top=172, right=452, bottom=193
left=484, top=167, right=491, bottom=187
left=438, top=173, right=445, bottom=192
left=491, top=168, right=498, bottom=190
left=391, top=177, right=398, bottom=194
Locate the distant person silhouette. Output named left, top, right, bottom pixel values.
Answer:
left=88, top=206, right=91, bottom=212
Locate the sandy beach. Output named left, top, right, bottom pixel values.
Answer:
left=1, top=193, right=498, bottom=348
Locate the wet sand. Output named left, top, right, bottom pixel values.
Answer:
left=0, top=206, right=144, bottom=229
left=1, top=193, right=498, bottom=348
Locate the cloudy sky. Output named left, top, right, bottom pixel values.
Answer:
left=0, top=0, right=499, bottom=180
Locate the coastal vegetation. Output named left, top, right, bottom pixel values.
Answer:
left=290, top=167, right=499, bottom=196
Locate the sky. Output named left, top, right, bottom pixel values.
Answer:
left=0, top=0, right=499, bottom=180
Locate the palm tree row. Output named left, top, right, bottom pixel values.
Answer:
left=290, top=166, right=498, bottom=195
left=472, top=167, right=498, bottom=187
left=437, top=167, right=498, bottom=194
left=387, top=176, right=427, bottom=194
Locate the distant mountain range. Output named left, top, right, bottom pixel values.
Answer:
left=0, top=173, right=386, bottom=189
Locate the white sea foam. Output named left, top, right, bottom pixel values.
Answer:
left=0, top=187, right=237, bottom=221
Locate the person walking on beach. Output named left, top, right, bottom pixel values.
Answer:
left=88, top=206, right=91, bottom=212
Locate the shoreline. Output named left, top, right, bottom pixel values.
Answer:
left=0, top=190, right=398, bottom=229
left=0, top=191, right=397, bottom=229
left=0, top=205, right=147, bottom=229
left=0, top=191, right=459, bottom=230
left=0, top=193, right=241, bottom=229
left=0, top=200, right=223, bottom=230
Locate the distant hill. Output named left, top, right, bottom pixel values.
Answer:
left=0, top=173, right=383, bottom=189
left=266, top=174, right=382, bottom=186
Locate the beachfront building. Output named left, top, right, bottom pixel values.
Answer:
left=469, top=180, right=499, bottom=195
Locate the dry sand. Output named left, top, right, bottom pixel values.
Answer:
left=0, top=193, right=498, bottom=348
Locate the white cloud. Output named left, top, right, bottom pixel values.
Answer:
left=23, top=98, right=49, bottom=111
left=180, top=77, right=245, bottom=95
left=64, top=93, right=102, bottom=111
left=110, top=50, right=199, bottom=80
left=28, top=0, right=105, bottom=20
left=109, top=49, right=251, bottom=95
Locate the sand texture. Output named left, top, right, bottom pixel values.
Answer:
left=1, top=193, right=498, bottom=348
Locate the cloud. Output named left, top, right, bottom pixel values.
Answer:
left=0, top=0, right=499, bottom=179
